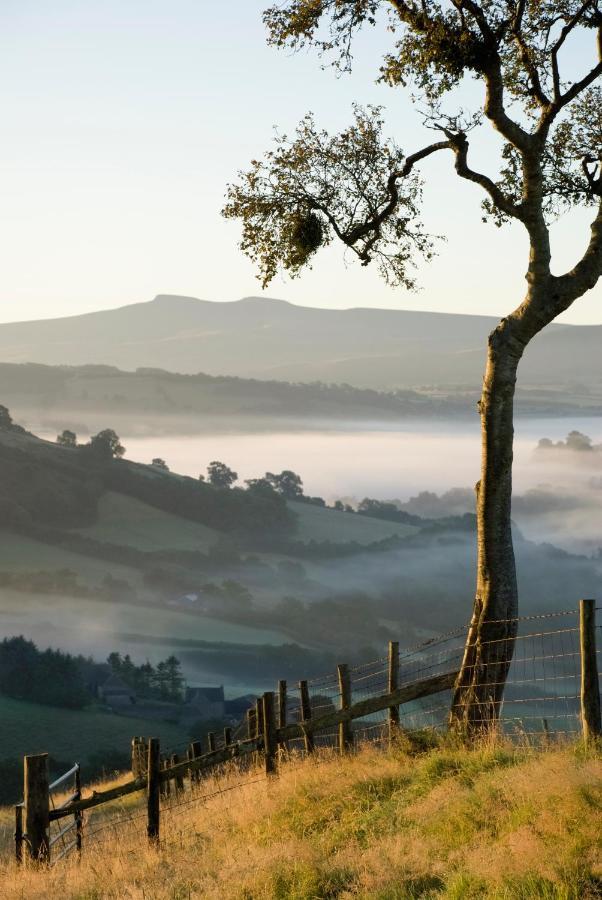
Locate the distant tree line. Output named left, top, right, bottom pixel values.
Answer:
left=106, top=652, right=185, bottom=703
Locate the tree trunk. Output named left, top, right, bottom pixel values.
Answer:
left=450, top=318, right=524, bottom=732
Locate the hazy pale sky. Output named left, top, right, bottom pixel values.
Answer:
left=1, top=1, right=600, bottom=325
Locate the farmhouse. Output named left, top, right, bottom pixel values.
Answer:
left=185, top=685, right=225, bottom=720
left=98, top=673, right=136, bottom=707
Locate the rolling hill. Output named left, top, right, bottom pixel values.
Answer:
left=0, top=294, right=598, bottom=390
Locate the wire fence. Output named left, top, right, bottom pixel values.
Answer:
left=13, top=603, right=601, bottom=869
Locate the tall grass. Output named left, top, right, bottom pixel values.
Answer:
left=1, top=735, right=600, bottom=899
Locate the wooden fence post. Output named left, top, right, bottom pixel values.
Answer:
left=278, top=679, right=288, bottom=754
left=207, top=732, right=216, bottom=754
left=171, top=753, right=184, bottom=794
left=388, top=641, right=400, bottom=744
left=15, top=804, right=23, bottom=865
left=189, top=740, right=202, bottom=784
left=580, top=598, right=601, bottom=742
left=74, top=765, right=83, bottom=855
left=24, top=753, right=49, bottom=863
left=147, top=738, right=160, bottom=845
left=247, top=707, right=257, bottom=742
left=337, top=664, right=352, bottom=754
left=131, top=737, right=140, bottom=778
left=262, top=692, right=277, bottom=776
left=224, top=727, right=232, bottom=747
left=160, top=758, right=170, bottom=799
left=299, top=680, right=315, bottom=755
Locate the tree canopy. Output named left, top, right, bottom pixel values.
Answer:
left=224, top=0, right=602, bottom=311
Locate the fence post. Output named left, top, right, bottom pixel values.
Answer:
left=24, top=753, right=50, bottom=863
left=299, top=680, right=315, bottom=755
left=147, top=738, right=160, bottom=845
left=15, top=804, right=23, bottom=865
left=337, top=664, right=352, bottom=754
left=580, top=598, right=601, bottom=742
left=278, top=679, right=288, bottom=754
left=171, top=753, right=184, bottom=794
left=388, top=640, right=400, bottom=744
left=74, top=765, right=83, bottom=855
left=160, top=758, right=170, bottom=798
left=224, top=726, right=232, bottom=747
left=188, top=740, right=202, bottom=784
left=262, top=691, right=277, bottom=776
left=131, top=738, right=138, bottom=778
left=247, top=707, right=257, bottom=742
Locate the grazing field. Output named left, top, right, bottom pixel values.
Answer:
left=2, top=739, right=600, bottom=898
left=0, top=694, right=188, bottom=771
left=288, top=500, right=418, bottom=544
left=76, top=491, right=220, bottom=551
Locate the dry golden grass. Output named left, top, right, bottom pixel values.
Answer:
left=1, top=736, right=600, bottom=899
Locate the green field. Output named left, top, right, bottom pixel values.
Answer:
left=0, top=531, right=140, bottom=584
left=0, top=694, right=188, bottom=768
left=77, top=491, right=220, bottom=551
left=0, top=590, right=291, bottom=664
left=288, top=501, right=418, bottom=544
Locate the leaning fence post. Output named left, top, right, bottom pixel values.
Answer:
left=74, top=765, right=83, bottom=855
left=147, top=738, right=160, bottom=845
left=299, top=680, right=315, bottom=755
left=278, top=679, right=288, bottom=754
left=24, top=753, right=50, bottom=863
left=580, top=598, right=601, bottom=742
left=388, top=640, right=400, bottom=744
left=337, top=664, right=352, bottom=754
left=262, top=691, right=277, bottom=776
left=15, top=804, right=23, bottom=865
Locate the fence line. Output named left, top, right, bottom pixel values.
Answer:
left=13, top=599, right=601, bottom=867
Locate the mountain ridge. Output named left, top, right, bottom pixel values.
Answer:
left=0, top=294, right=596, bottom=389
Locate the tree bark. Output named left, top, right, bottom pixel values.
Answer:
left=450, top=317, right=525, bottom=732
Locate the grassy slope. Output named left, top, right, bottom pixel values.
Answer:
left=0, top=694, right=188, bottom=767
left=0, top=531, right=139, bottom=584
left=289, top=501, right=418, bottom=545
left=76, top=490, right=220, bottom=551
left=1, top=738, right=600, bottom=898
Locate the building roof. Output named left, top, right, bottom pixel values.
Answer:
left=100, top=673, right=134, bottom=695
left=186, top=686, right=225, bottom=703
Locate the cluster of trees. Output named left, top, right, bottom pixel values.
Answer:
left=106, top=652, right=185, bottom=703
left=0, top=637, right=89, bottom=709
left=537, top=431, right=602, bottom=454
left=57, top=427, right=126, bottom=461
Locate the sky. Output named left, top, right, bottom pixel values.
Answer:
left=0, top=0, right=600, bottom=325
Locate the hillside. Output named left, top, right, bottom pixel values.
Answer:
left=1, top=740, right=600, bottom=898
left=0, top=294, right=599, bottom=391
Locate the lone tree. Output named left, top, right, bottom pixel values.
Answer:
left=207, top=460, right=238, bottom=488
left=265, top=469, right=304, bottom=499
left=224, top=1, right=602, bottom=731
left=56, top=429, right=77, bottom=448
left=89, top=428, right=126, bottom=460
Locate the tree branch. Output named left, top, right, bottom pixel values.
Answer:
left=555, top=199, right=602, bottom=303
left=449, top=133, right=525, bottom=221
left=343, top=140, right=453, bottom=247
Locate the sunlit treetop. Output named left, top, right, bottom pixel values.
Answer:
left=224, top=0, right=601, bottom=295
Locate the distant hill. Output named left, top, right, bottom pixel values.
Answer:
left=0, top=294, right=597, bottom=390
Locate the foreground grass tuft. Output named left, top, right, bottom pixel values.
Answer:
left=0, top=738, right=600, bottom=899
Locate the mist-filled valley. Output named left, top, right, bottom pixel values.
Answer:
left=1, top=303, right=602, bottom=802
